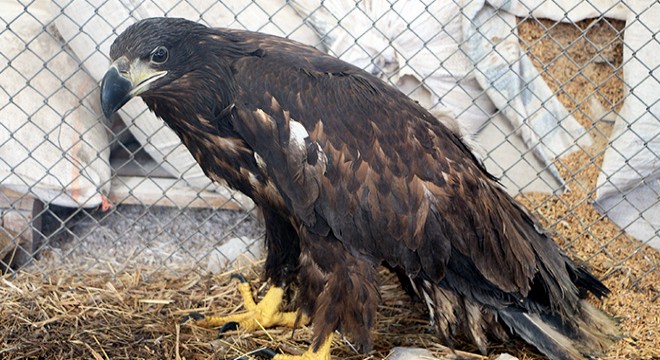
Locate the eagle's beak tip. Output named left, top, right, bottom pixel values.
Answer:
left=100, top=66, right=133, bottom=119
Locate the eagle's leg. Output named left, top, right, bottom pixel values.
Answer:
left=287, top=229, right=380, bottom=358
left=188, top=210, right=305, bottom=332
left=186, top=274, right=308, bottom=331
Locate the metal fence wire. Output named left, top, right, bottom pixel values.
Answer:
left=0, top=0, right=657, bottom=300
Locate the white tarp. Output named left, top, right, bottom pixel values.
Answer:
left=0, top=0, right=110, bottom=208
left=593, top=1, right=659, bottom=249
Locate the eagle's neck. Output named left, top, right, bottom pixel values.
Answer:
left=143, top=89, right=288, bottom=212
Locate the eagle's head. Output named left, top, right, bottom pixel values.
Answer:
left=100, top=17, right=217, bottom=119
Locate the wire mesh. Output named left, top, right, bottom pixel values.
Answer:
left=0, top=0, right=657, bottom=299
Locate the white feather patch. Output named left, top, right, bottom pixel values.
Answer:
left=421, top=280, right=436, bottom=324
left=254, top=152, right=267, bottom=170
left=289, top=119, right=309, bottom=150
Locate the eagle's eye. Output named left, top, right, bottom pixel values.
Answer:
left=150, top=46, right=169, bottom=65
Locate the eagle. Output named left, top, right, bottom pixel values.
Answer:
left=100, top=17, right=618, bottom=360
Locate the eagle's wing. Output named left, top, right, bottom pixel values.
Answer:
left=226, top=34, right=576, bottom=309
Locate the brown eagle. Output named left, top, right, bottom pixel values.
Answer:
left=101, top=17, right=617, bottom=360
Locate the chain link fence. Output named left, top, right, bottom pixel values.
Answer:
left=1, top=0, right=657, bottom=298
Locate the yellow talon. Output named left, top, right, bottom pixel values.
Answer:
left=274, top=335, right=333, bottom=360
left=186, top=278, right=332, bottom=358
left=189, top=282, right=309, bottom=332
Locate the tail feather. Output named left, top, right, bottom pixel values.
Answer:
left=573, top=301, right=619, bottom=353
left=416, top=279, right=508, bottom=355
left=414, top=275, right=619, bottom=359
left=499, top=309, right=583, bottom=360
left=498, top=300, right=619, bottom=360
left=570, top=265, right=611, bottom=299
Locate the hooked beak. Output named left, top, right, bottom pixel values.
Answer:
left=100, top=56, right=167, bottom=118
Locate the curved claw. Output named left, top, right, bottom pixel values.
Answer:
left=229, top=348, right=278, bottom=360
left=181, top=312, right=205, bottom=324
left=253, top=348, right=278, bottom=358
left=218, top=321, right=240, bottom=336
left=231, top=273, right=248, bottom=283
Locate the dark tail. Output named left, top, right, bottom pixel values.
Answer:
left=418, top=265, right=619, bottom=360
